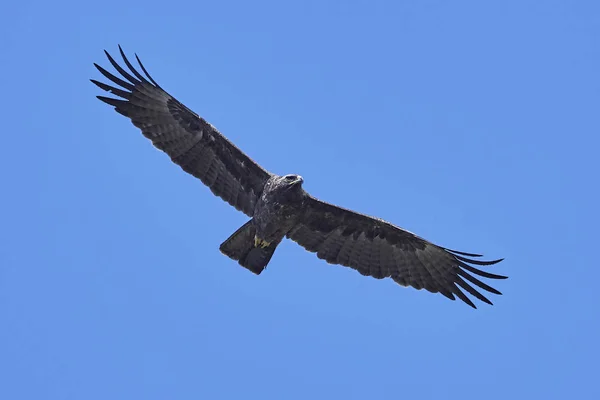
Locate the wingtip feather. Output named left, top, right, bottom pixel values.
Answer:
left=134, top=52, right=161, bottom=87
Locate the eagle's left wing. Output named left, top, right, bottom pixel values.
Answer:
left=91, top=46, right=271, bottom=216
left=287, top=195, right=506, bottom=308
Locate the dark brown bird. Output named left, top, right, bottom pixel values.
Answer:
left=91, top=46, right=507, bottom=308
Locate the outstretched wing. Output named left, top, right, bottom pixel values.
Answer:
left=91, top=46, right=271, bottom=216
left=287, top=196, right=506, bottom=308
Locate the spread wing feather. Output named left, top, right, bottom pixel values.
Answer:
left=288, top=196, right=506, bottom=308
left=91, top=46, right=271, bottom=216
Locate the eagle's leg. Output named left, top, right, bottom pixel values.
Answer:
left=219, top=220, right=279, bottom=275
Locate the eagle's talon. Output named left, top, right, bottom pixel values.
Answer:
left=254, top=236, right=270, bottom=248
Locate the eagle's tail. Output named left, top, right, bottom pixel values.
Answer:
left=219, top=220, right=279, bottom=275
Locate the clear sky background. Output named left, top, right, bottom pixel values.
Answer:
left=1, top=0, right=599, bottom=399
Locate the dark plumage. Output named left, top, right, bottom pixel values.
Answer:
left=92, top=46, right=507, bottom=308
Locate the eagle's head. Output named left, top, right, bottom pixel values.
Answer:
left=281, top=174, right=304, bottom=187
left=271, top=174, right=305, bottom=202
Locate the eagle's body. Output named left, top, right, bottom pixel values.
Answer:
left=92, top=46, right=507, bottom=308
left=220, top=174, right=306, bottom=274
left=254, top=174, right=305, bottom=244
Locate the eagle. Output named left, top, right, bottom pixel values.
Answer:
left=91, top=46, right=506, bottom=309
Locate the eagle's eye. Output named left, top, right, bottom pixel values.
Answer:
left=285, top=175, right=296, bottom=181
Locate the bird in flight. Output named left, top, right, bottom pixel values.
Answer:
left=91, top=46, right=506, bottom=308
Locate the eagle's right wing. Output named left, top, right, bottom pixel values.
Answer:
left=287, top=195, right=506, bottom=308
left=91, top=46, right=271, bottom=217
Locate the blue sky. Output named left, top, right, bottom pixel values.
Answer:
left=1, top=0, right=599, bottom=398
